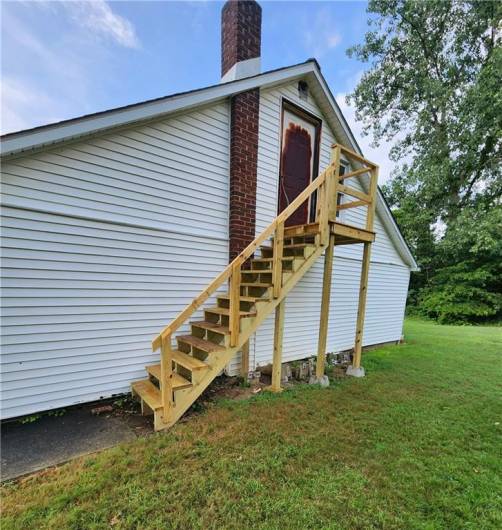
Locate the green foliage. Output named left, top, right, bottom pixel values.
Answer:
left=419, top=262, right=501, bottom=323
left=348, top=0, right=502, bottom=323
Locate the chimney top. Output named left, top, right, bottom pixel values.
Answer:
left=221, top=0, right=262, bottom=82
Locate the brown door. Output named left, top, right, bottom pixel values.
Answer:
left=278, top=102, right=321, bottom=226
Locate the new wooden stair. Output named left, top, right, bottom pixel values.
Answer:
left=131, top=144, right=379, bottom=430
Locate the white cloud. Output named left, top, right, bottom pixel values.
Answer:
left=62, top=1, right=140, bottom=49
left=1, top=77, right=65, bottom=134
left=303, top=9, right=342, bottom=57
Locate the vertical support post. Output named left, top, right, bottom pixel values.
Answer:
left=160, top=334, right=173, bottom=419
left=240, top=340, right=250, bottom=379
left=272, top=221, right=284, bottom=298
left=353, top=242, right=372, bottom=368
left=229, top=262, right=241, bottom=347
left=270, top=299, right=285, bottom=392
left=366, top=165, right=379, bottom=231
left=329, top=145, right=341, bottom=221
left=351, top=165, right=377, bottom=374
left=316, top=231, right=335, bottom=378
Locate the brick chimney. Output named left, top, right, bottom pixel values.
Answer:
left=221, top=0, right=262, bottom=82
left=222, top=1, right=262, bottom=261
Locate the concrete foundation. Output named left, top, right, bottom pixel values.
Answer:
left=308, top=375, right=330, bottom=387
left=346, top=365, right=365, bottom=378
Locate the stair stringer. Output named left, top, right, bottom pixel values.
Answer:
left=157, top=241, right=327, bottom=429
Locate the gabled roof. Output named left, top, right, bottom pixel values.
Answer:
left=0, top=59, right=418, bottom=270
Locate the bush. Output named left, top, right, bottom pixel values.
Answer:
left=418, top=262, right=502, bottom=324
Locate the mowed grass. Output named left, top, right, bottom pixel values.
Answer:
left=2, top=319, right=501, bottom=530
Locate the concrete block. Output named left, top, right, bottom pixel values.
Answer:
left=346, top=365, right=365, bottom=378
left=308, top=375, right=330, bottom=387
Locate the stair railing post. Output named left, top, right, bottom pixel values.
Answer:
left=329, top=145, right=342, bottom=221
left=160, top=334, right=173, bottom=419
left=229, top=262, right=241, bottom=347
left=272, top=221, right=284, bottom=298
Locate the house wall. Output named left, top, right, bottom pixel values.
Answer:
left=0, top=102, right=230, bottom=419
left=241, top=81, right=410, bottom=372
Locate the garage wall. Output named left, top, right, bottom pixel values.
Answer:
left=1, top=102, right=230, bottom=419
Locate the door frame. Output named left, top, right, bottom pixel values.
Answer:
left=278, top=99, right=322, bottom=223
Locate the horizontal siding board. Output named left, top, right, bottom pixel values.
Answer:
left=0, top=101, right=230, bottom=419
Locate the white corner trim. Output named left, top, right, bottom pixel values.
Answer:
left=221, top=57, right=261, bottom=83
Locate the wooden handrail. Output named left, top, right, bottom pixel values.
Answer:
left=152, top=164, right=331, bottom=351
left=333, top=143, right=378, bottom=168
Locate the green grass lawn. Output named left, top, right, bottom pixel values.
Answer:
left=2, top=319, right=501, bottom=530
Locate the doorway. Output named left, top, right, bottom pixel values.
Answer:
left=278, top=101, right=321, bottom=226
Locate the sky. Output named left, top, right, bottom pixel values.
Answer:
left=1, top=0, right=395, bottom=181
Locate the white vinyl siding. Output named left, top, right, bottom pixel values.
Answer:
left=1, top=102, right=230, bottom=419
left=249, top=81, right=410, bottom=371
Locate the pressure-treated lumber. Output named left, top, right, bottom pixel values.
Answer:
left=331, top=222, right=375, bottom=243
left=338, top=184, right=371, bottom=203
left=152, top=167, right=330, bottom=352
left=316, top=232, right=335, bottom=378
left=160, top=335, right=173, bottom=420
left=272, top=222, right=284, bottom=298
left=332, top=143, right=378, bottom=167
left=337, top=199, right=368, bottom=211
left=229, top=263, right=241, bottom=347
left=240, top=341, right=249, bottom=378
left=270, top=299, right=285, bottom=392
left=353, top=242, right=372, bottom=368
left=134, top=144, right=379, bottom=431
left=339, top=166, right=372, bottom=181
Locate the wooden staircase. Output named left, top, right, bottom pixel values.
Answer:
left=131, top=144, right=379, bottom=431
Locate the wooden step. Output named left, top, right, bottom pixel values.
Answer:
left=261, top=243, right=314, bottom=251
left=283, top=222, right=320, bottom=238
left=217, top=293, right=261, bottom=303
left=145, top=366, right=193, bottom=390
left=241, top=269, right=272, bottom=276
left=171, top=349, right=209, bottom=371
left=205, top=306, right=256, bottom=317
left=177, top=334, right=225, bottom=353
left=191, top=320, right=230, bottom=335
left=131, top=379, right=162, bottom=410
left=241, top=282, right=272, bottom=287
left=218, top=292, right=270, bottom=304
left=252, top=257, right=296, bottom=263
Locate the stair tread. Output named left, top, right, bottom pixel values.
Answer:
left=241, top=282, right=272, bottom=287
left=172, top=349, right=209, bottom=370
left=217, top=293, right=259, bottom=302
left=205, top=306, right=256, bottom=317
left=191, top=320, right=230, bottom=334
left=241, top=269, right=272, bottom=274
left=145, top=366, right=193, bottom=389
left=217, top=293, right=268, bottom=303
left=177, top=334, right=225, bottom=352
left=252, top=257, right=296, bottom=263
left=131, top=379, right=162, bottom=410
left=262, top=243, right=315, bottom=250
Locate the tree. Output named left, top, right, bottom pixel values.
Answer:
left=347, top=0, right=502, bottom=323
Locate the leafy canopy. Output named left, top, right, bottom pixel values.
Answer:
left=347, top=0, right=502, bottom=323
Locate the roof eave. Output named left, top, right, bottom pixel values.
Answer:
left=0, top=61, right=316, bottom=158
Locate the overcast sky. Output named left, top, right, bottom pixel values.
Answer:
left=1, top=0, right=396, bottom=182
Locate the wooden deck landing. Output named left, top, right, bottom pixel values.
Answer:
left=283, top=221, right=375, bottom=245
